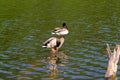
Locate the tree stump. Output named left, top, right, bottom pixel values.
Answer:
left=105, top=44, right=120, bottom=80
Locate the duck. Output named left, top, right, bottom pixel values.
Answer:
left=42, top=36, right=65, bottom=53
left=52, top=23, right=69, bottom=36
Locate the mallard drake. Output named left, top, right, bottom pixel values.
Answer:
left=42, top=36, right=65, bottom=52
left=52, top=23, right=69, bottom=36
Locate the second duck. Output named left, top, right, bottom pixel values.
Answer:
left=52, top=23, right=69, bottom=36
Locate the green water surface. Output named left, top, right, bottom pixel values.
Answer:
left=0, top=0, right=120, bottom=80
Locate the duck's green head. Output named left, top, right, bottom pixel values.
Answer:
left=62, top=23, right=66, bottom=26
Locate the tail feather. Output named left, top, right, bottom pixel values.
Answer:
left=42, top=45, right=47, bottom=48
left=51, top=32, right=55, bottom=34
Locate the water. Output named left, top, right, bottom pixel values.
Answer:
left=0, top=0, right=120, bottom=80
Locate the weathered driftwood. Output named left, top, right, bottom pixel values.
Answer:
left=105, top=44, right=120, bottom=80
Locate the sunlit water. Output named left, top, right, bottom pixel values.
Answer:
left=0, top=0, right=120, bottom=80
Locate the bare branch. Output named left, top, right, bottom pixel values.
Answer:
left=106, top=44, right=112, bottom=59
left=105, top=44, right=120, bottom=79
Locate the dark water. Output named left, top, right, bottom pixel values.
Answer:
left=0, top=0, right=120, bottom=80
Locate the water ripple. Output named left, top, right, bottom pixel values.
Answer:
left=0, top=69, right=12, bottom=75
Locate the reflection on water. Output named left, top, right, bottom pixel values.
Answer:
left=46, top=51, right=68, bottom=79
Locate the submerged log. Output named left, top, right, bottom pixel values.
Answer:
left=105, top=44, right=120, bottom=80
